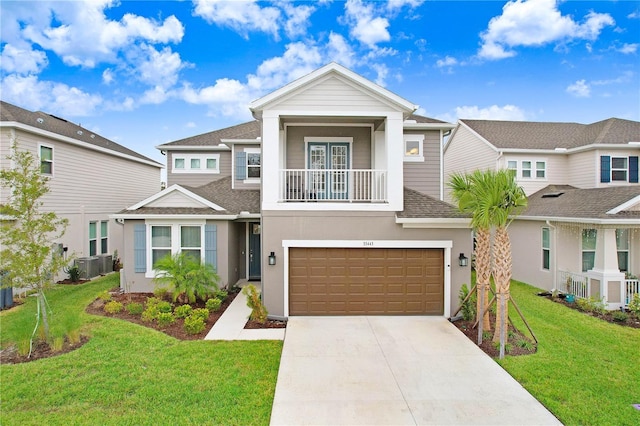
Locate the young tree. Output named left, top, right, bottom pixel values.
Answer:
left=0, top=141, right=68, bottom=354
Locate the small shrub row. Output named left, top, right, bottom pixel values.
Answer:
left=575, top=296, right=606, bottom=315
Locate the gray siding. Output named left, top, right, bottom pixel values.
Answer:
left=510, top=220, right=554, bottom=290
left=567, top=150, right=597, bottom=188
left=233, top=144, right=261, bottom=190
left=167, top=150, right=231, bottom=187
left=403, top=130, right=441, bottom=199
left=286, top=126, right=372, bottom=169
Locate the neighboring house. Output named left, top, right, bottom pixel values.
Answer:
left=0, top=100, right=163, bottom=277
left=444, top=118, right=640, bottom=309
left=115, top=63, right=473, bottom=319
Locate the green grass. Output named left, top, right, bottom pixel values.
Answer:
left=0, top=274, right=282, bottom=425
left=501, top=280, right=640, bottom=425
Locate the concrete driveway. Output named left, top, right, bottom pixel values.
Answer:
left=270, top=316, right=561, bottom=425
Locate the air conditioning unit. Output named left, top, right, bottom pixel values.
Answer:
left=96, top=254, right=113, bottom=274
left=75, top=256, right=100, bottom=279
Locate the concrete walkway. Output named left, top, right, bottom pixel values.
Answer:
left=204, top=291, right=285, bottom=341
left=270, top=316, right=561, bottom=425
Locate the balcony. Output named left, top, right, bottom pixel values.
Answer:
left=279, top=169, right=388, bottom=203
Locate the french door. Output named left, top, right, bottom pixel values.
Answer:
left=308, top=143, right=349, bottom=200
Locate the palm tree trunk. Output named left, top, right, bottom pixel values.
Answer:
left=492, top=226, right=512, bottom=346
left=475, top=227, right=491, bottom=336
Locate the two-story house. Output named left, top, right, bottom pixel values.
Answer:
left=444, top=118, right=640, bottom=309
left=0, top=100, right=163, bottom=277
left=115, top=63, right=473, bottom=319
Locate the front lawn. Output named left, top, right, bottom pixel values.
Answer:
left=0, top=274, right=282, bottom=425
left=501, top=280, right=640, bottom=425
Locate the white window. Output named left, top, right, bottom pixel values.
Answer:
left=245, top=148, right=261, bottom=181
left=582, top=229, right=597, bottom=272
left=89, top=222, right=97, bottom=256
left=39, top=144, right=53, bottom=175
left=147, top=223, right=205, bottom=276
left=403, top=134, right=424, bottom=162
left=511, top=159, right=546, bottom=180
left=521, top=161, right=532, bottom=178
left=616, top=229, right=629, bottom=272
left=100, top=221, right=108, bottom=254
left=542, top=227, right=550, bottom=270
left=611, top=157, right=628, bottom=182
left=507, top=160, right=517, bottom=177
left=536, top=161, right=546, bottom=178
left=173, top=154, right=220, bottom=174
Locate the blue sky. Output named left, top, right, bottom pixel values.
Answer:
left=1, top=0, right=639, bottom=167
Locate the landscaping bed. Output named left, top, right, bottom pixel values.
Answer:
left=451, top=315, right=537, bottom=357
left=538, top=292, right=640, bottom=329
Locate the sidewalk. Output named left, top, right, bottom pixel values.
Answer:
left=204, top=290, right=285, bottom=341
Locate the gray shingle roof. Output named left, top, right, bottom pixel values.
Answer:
left=121, top=207, right=230, bottom=216
left=522, top=185, right=640, bottom=220
left=408, top=113, right=449, bottom=124
left=1, top=100, right=160, bottom=165
left=398, top=187, right=470, bottom=218
left=159, top=121, right=261, bottom=147
left=461, top=118, right=640, bottom=150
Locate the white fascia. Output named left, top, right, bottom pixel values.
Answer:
left=396, top=217, right=471, bottom=228
left=155, top=144, right=230, bottom=151
left=221, top=139, right=262, bottom=145
left=607, top=194, right=640, bottom=214
left=110, top=213, right=238, bottom=220
left=516, top=215, right=640, bottom=226
left=2, top=122, right=163, bottom=168
left=125, top=184, right=225, bottom=211
left=402, top=122, right=455, bottom=131
left=262, top=202, right=397, bottom=212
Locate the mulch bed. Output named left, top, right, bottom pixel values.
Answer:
left=539, top=292, right=640, bottom=329
left=245, top=318, right=287, bottom=329
left=1, top=335, right=90, bottom=365
left=56, top=278, right=91, bottom=285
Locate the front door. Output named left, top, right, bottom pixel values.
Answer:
left=248, top=222, right=261, bottom=280
left=308, top=143, right=350, bottom=200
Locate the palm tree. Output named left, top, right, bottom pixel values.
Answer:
left=153, top=252, right=220, bottom=303
left=449, top=171, right=492, bottom=339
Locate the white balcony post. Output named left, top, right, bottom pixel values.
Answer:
left=262, top=112, right=281, bottom=207
left=587, top=228, right=625, bottom=310
left=385, top=112, right=403, bottom=211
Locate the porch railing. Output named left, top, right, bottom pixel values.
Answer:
left=558, top=270, right=589, bottom=299
left=625, top=279, right=639, bottom=307
left=279, top=169, right=387, bottom=203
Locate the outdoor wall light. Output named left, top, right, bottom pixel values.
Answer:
left=268, top=252, right=276, bottom=266
left=458, top=253, right=469, bottom=267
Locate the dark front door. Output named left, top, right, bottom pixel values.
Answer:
left=248, top=222, right=261, bottom=280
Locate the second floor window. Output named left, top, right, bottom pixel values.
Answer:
left=40, top=145, right=53, bottom=175
left=601, top=155, right=639, bottom=183
left=506, top=159, right=546, bottom=180
left=173, top=154, right=220, bottom=174
left=403, top=134, right=425, bottom=162
left=611, top=157, right=628, bottom=181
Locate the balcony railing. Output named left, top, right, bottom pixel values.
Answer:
left=279, top=169, right=387, bottom=203
left=559, top=270, right=589, bottom=299
left=626, top=278, right=639, bottom=307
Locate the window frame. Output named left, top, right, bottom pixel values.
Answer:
left=616, top=228, right=629, bottom=272
left=89, top=221, right=97, bottom=256
left=172, top=154, right=220, bottom=174
left=100, top=220, right=108, bottom=254
left=244, top=148, right=261, bottom=183
left=581, top=229, right=597, bottom=272
left=507, top=160, right=518, bottom=177
left=403, top=134, right=425, bottom=162
left=542, top=227, right=550, bottom=271
left=39, top=144, right=54, bottom=176
left=611, top=157, right=628, bottom=182
left=145, top=221, right=205, bottom=278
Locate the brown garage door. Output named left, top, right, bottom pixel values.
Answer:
left=289, top=248, right=444, bottom=315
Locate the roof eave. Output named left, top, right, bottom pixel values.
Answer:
left=516, top=215, right=640, bottom=225
left=395, top=217, right=471, bottom=228
left=155, top=144, right=231, bottom=151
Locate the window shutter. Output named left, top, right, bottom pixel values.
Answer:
left=236, top=152, right=246, bottom=180
left=205, top=224, right=218, bottom=271
left=600, top=156, right=610, bottom=183
left=629, top=156, right=639, bottom=183
left=133, top=224, right=146, bottom=273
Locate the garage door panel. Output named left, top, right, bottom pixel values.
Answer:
left=289, top=247, right=444, bottom=315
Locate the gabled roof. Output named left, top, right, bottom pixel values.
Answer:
left=157, top=120, right=261, bottom=149
left=519, top=185, right=640, bottom=223
left=249, top=62, right=418, bottom=117
left=116, top=177, right=260, bottom=218
left=458, top=117, right=640, bottom=151
left=0, top=100, right=162, bottom=167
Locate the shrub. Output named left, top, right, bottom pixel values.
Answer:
left=215, top=289, right=228, bottom=301
left=206, top=298, right=222, bottom=312
left=628, top=293, right=640, bottom=316
left=576, top=297, right=606, bottom=314
left=126, top=302, right=144, bottom=315
left=153, top=287, right=170, bottom=300
left=67, top=329, right=81, bottom=345
left=242, top=284, right=268, bottom=323
left=516, top=338, right=534, bottom=351
left=157, top=300, right=173, bottom=314
left=103, top=301, right=123, bottom=314
left=153, top=252, right=220, bottom=304
left=17, top=340, right=30, bottom=357
left=141, top=306, right=159, bottom=322
left=64, top=264, right=81, bottom=282
left=51, top=336, right=65, bottom=352
left=458, top=283, right=476, bottom=321
left=156, top=312, right=175, bottom=328
left=145, top=297, right=162, bottom=308
left=191, top=308, right=210, bottom=322
left=184, top=315, right=206, bottom=335
left=174, top=304, right=193, bottom=319
left=98, top=290, right=112, bottom=302
left=612, top=310, right=628, bottom=322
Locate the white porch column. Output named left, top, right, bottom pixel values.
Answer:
left=385, top=112, right=404, bottom=211
left=587, top=228, right=625, bottom=310
left=261, top=112, right=281, bottom=208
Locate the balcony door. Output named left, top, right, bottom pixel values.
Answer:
left=308, top=142, right=350, bottom=200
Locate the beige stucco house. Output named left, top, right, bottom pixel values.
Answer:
left=444, top=118, right=640, bottom=309
left=0, top=100, right=163, bottom=277
left=115, top=63, right=474, bottom=319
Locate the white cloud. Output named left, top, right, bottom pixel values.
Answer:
left=327, top=32, right=356, bottom=68
left=628, top=11, right=640, bottom=19
left=343, top=0, right=391, bottom=47
left=478, top=0, right=615, bottom=60
left=566, top=79, right=590, bottom=97
left=0, top=74, right=102, bottom=116
left=436, top=56, right=458, bottom=68
left=591, top=71, right=633, bottom=86
left=371, top=63, right=389, bottom=86
left=455, top=104, right=526, bottom=121
left=617, top=43, right=639, bottom=54
left=102, top=69, right=115, bottom=85
left=193, top=0, right=281, bottom=39
left=0, top=44, right=48, bottom=74
left=386, top=0, right=425, bottom=11
left=186, top=122, right=196, bottom=128
left=282, top=3, right=316, bottom=39
left=132, top=45, right=187, bottom=89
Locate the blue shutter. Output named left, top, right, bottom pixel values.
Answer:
left=629, top=156, right=638, bottom=183
left=133, top=224, right=146, bottom=273
left=600, top=156, right=610, bottom=183
left=204, top=224, right=218, bottom=271
left=236, top=152, right=246, bottom=180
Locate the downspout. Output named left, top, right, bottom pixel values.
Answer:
left=441, top=129, right=451, bottom=201
left=496, top=150, right=503, bottom=170
left=546, top=220, right=557, bottom=291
